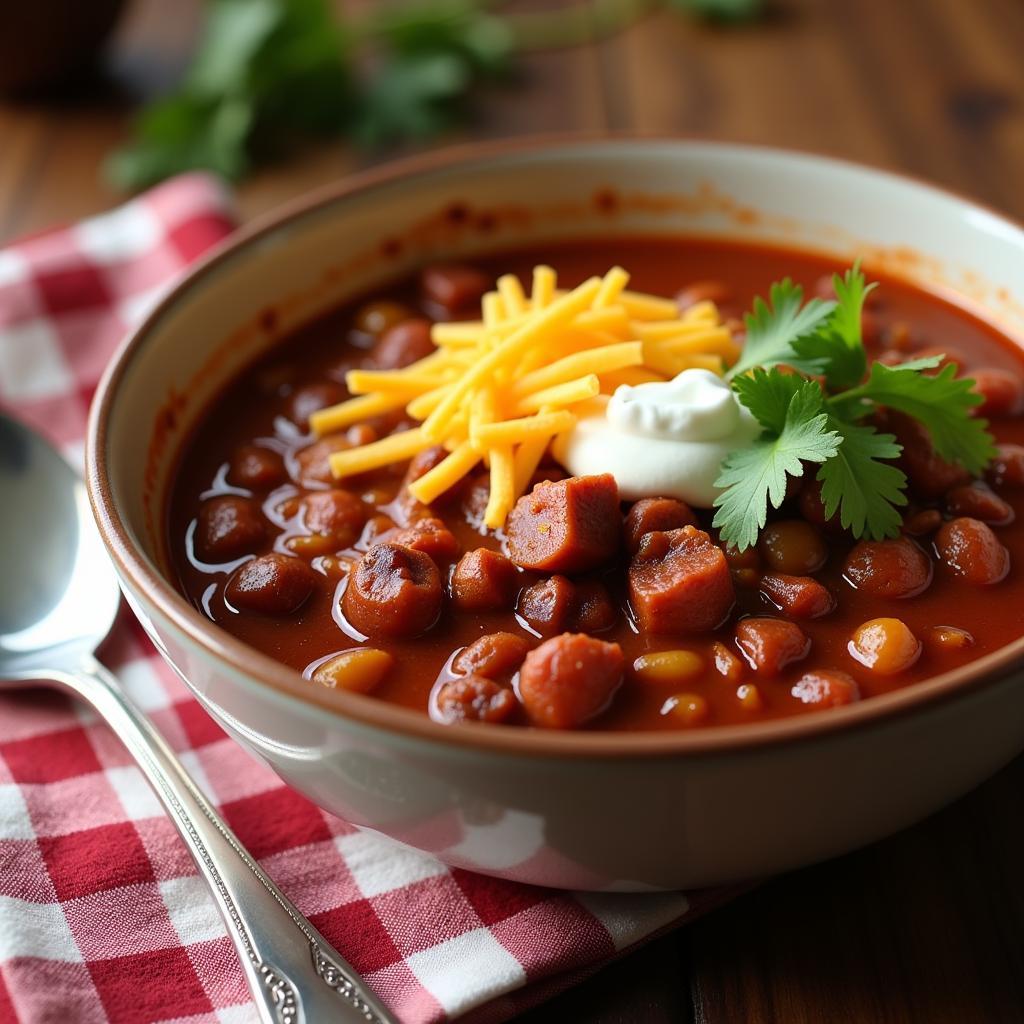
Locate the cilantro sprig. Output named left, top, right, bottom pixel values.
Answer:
left=713, top=265, right=997, bottom=550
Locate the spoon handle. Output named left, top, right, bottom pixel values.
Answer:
left=26, top=655, right=397, bottom=1024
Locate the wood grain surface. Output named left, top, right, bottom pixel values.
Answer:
left=3, top=1, right=1023, bottom=1020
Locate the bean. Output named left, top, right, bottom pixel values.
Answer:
left=633, top=650, right=703, bottom=684
left=759, top=520, right=827, bottom=575
left=311, top=648, right=394, bottom=693
left=848, top=618, right=921, bottom=674
left=660, top=693, right=709, bottom=726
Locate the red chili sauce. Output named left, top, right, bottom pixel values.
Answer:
left=167, top=238, right=1024, bottom=731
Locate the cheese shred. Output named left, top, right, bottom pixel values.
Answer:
left=314, top=265, right=737, bottom=527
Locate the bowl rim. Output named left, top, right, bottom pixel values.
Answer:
left=87, top=132, right=1024, bottom=760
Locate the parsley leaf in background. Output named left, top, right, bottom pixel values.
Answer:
left=726, top=280, right=836, bottom=380
left=713, top=381, right=841, bottom=550
left=108, top=0, right=764, bottom=192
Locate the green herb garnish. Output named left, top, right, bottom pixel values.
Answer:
left=713, top=264, right=997, bottom=550
left=107, top=0, right=764, bottom=192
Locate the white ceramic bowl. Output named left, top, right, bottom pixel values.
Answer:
left=88, top=138, right=1024, bottom=891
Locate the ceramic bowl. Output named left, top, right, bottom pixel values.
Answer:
left=87, top=138, right=1024, bottom=891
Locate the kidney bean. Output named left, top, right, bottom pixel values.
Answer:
left=288, top=382, right=347, bottom=426
left=945, top=483, right=1014, bottom=525
left=934, top=517, right=1010, bottom=584
left=451, top=548, right=520, bottom=611
left=293, top=434, right=352, bottom=487
left=301, top=489, right=367, bottom=543
left=623, top=497, right=697, bottom=553
left=518, top=634, right=624, bottom=728
left=791, top=670, right=860, bottom=707
left=629, top=527, right=734, bottom=634
left=342, top=543, right=442, bottom=637
left=734, top=617, right=810, bottom=676
left=970, top=368, right=1024, bottom=417
left=883, top=410, right=970, bottom=499
left=372, top=319, right=435, bottom=370
left=195, top=496, right=266, bottom=562
left=759, top=573, right=835, bottom=619
left=506, top=474, right=621, bottom=573
left=228, top=444, right=286, bottom=491
left=452, top=633, right=530, bottom=680
left=759, top=520, right=828, bottom=575
left=902, top=509, right=942, bottom=537
left=848, top=617, right=921, bottom=674
left=226, top=553, right=316, bottom=615
left=923, top=625, right=975, bottom=655
left=843, top=538, right=933, bottom=599
left=421, top=263, right=491, bottom=314
left=353, top=300, right=413, bottom=338
left=798, top=477, right=843, bottom=533
left=571, top=580, right=618, bottom=633
left=435, top=675, right=517, bottom=724
left=987, top=443, right=1024, bottom=488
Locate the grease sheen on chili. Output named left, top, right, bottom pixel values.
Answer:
left=168, top=237, right=1024, bottom=731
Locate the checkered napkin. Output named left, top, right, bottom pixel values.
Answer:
left=0, top=175, right=731, bottom=1024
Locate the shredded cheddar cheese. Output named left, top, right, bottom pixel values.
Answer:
left=314, top=265, right=740, bottom=529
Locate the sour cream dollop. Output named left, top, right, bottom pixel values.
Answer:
left=552, top=368, right=760, bottom=507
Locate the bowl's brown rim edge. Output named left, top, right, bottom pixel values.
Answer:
left=86, top=132, right=1024, bottom=761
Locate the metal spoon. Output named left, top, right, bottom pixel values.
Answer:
left=0, top=414, right=396, bottom=1024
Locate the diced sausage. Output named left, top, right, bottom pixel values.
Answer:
left=883, top=410, right=970, bottom=499
left=195, top=496, right=266, bottom=562
left=435, top=675, right=517, bottom=724
left=506, top=474, right=621, bottom=573
left=372, top=318, right=434, bottom=369
left=934, top=517, right=1010, bottom=584
left=421, top=264, right=490, bottom=314
left=450, top=548, right=520, bottom=611
left=623, top=497, right=697, bottom=553
left=759, top=520, right=827, bottom=574
left=711, top=640, right=745, bottom=682
left=288, top=382, right=347, bottom=426
left=300, top=489, right=367, bottom=544
left=843, top=538, right=933, bottom=599
left=734, top=617, right=810, bottom=675
left=228, top=444, right=286, bottom=491
left=970, top=368, right=1024, bottom=417
left=517, top=575, right=574, bottom=636
left=342, top=542, right=442, bottom=637
left=628, top=526, right=734, bottom=633
left=518, top=634, right=624, bottom=729
left=987, top=443, right=1024, bottom=488
left=353, top=300, right=413, bottom=338
left=380, top=517, right=460, bottom=566
left=452, top=633, right=530, bottom=680
left=791, top=670, right=860, bottom=707
left=944, top=483, right=1014, bottom=525
left=759, top=573, right=835, bottom=619
left=226, top=553, right=316, bottom=615
left=848, top=617, right=921, bottom=674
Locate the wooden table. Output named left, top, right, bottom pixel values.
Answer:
left=4, top=1, right=1024, bottom=1020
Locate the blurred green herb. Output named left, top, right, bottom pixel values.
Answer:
left=107, top=0, right=763, bottom=191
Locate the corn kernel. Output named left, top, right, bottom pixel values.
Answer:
left=633, top=650, right=703, bottom=684
left=660, top=692, right=709, bottom=726
left=736, top=683, right=763, bottom=712
left=311, top=648, right=394, bottom=694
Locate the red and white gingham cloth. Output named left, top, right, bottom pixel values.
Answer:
left=0, top=175, right=734, bottom=1024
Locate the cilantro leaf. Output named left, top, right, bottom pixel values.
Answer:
left=790, top=264, right=874, bottom=390
left=847, top=362, right=996, bottom=473
left=817, top=418, right=906, bottom=540
left=731, top=366, right=814, bottom=433
left=727, top=280, right=836, bottom=380
left=713, top=381, right=841, bottom=550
